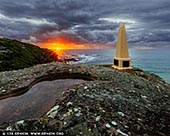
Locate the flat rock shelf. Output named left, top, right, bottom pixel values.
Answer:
left=0, top=62, right=170, bottom=135
left=0, top=79, right=84, bottom=124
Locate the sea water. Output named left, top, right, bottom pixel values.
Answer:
left=63, top=48, right=170, bottom=83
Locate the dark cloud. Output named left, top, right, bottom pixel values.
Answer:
left=0, top=0, right=170, bottom=47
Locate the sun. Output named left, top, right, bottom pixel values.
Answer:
left=49, top=42, right=70, bottom=50
left=52, top=46, right=65, bottom=60
left=56, top=47, right=61, bottom=50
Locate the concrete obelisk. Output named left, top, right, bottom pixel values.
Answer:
left=112, top=23, right=132, bottom=70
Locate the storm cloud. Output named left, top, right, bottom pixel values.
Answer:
left=0, top=0, right=170, bottom=47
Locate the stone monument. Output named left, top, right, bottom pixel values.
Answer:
left=112, top=23, right=132, bottom=70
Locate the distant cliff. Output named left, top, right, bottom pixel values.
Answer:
left=0, top=38, right=58, bottom=71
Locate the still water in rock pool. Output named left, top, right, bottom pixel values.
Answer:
left=0, top=79, right=84, bottom=124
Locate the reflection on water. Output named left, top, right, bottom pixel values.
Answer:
left=0, top=79, right=84, bottom=124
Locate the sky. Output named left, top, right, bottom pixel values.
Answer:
left=0, top=0, right=170, bottom=49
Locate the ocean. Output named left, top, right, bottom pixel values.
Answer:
left=61, top=48, right=170, bottom=83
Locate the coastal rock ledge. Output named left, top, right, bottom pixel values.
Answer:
left=0, top=62, right=170, bottom=136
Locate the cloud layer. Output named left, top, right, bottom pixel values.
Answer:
left=0, top=0, right=170, bottom=48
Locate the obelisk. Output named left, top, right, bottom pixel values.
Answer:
left=112, top=23, right=132, bottom=70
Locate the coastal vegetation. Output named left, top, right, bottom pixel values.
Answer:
left=0, top=38, right=58, bottom=71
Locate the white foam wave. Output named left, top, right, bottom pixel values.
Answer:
left=66, top=54, right=98, bottom=64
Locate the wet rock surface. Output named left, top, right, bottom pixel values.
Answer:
left=0, top=62, right=170, bottom=136
left=0, top=79, right=84, bottom=124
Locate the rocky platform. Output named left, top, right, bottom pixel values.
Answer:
left=0, top=62, right=170, bottom=136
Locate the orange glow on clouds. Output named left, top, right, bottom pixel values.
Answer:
left=39, top=37, right=81, bottom=50
left=42, top=40, right=88, bottom=50
left=40, top=41, right=112, bottom=50
left=46, top=42, right=87, bottom=50
left=36, top=38, right=113, bottom=59
left=35, top=38, right=113, bottom=59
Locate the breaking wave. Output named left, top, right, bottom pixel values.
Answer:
left=64, top=54, right=99, bottom=64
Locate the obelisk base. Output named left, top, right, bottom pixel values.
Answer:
left=112, top=57, right=132, bottom=70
